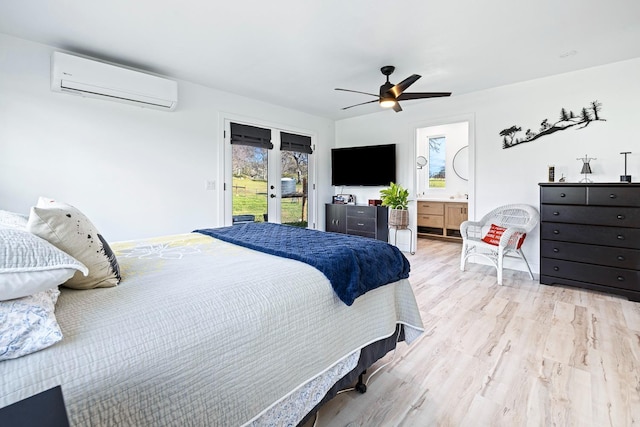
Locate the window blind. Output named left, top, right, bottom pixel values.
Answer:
left=230, top=123, right=273, bottom=149
left=280, top=132, right=313, bottom=154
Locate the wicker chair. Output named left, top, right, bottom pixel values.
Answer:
left=460, top=204, right=539, bottom=285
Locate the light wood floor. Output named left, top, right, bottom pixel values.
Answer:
left=307, top=237, right=640, bottom=427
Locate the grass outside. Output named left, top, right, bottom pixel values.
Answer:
left=429, top=178, right=446, bottom=188
left=232, top=176, right=307, bottom=227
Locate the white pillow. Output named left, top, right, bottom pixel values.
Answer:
left=27, top=198, right=121, bottom=290
left=0, top=228, right=88, bottom=301
left=0, top=210, right=28, bottom=230
left=0, top=288, right=63, bottom=360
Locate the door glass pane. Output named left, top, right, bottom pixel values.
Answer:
left=280, top=150, right=308, bottom=227
left=232, top=144, right=268, bottom=223
left=428, top=136, right=446, bottom=188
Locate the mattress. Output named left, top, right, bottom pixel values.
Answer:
left=0, top=233, right=424, bottom=425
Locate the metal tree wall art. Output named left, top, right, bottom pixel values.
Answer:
left=500, top=100, right=606, bottom=149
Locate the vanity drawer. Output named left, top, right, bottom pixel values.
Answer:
left=541, top=205, right=640, bottom=228
left=417, top=202, right=444, bottom=215
left=540, top=186, right=586, bottom=205
left=541, top=258, right=640, bottom=292
left=588, top=187, right=640, bottom=207
left=540, top=223, right=640, bottom=249
left=541, top=240, right=640, bottom=270
left=418, top=214, right=444, bottom=228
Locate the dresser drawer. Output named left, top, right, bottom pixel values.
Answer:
left=346, top=216, right=376, bottom=233
left=418, top=214, right=444, bottom=228
left=347, top=206, right=376, bottom=219
left=589, top=187, right=640, bottom=207
left=541, top=205, right=640, bottom=228
left=418, top=202, right=444, bottom=215
left=541, top=258, right=640, bottom=292
left=541, top=240, right=640, bottom=270
left=540, top=223, right=640, bottom=249
left=347, top=229, right=376, bottom=239
left=540, top=186, right=586, bottom=205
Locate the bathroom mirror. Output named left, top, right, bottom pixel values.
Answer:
left=416, top=156, right=427, bottom=169
left=453, top=145, right=469, bottom=181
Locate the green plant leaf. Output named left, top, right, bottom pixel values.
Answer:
left=380, top=182, right=408, bottom=210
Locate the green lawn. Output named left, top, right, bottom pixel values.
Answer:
left=232, top=176, right=307, bottom=227
left=429, top=178, right=446, bottom=188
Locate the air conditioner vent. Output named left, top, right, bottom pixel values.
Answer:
left=51, top=52, right=178, bottom=111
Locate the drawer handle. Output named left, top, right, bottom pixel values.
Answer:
left=609, top=194, right=617, bottom=199
left=617, top=276, right=624, bottom=282
left=553, top=211, right=560, bottom=216
left=357, top=223, right=364, bottom=226
left=560, top=193, right=566, bottom=197
left=356, top=210, right=365, bottom=214
left=553, top=266, right=560, bottom=271
left=553, top=248, right=559, bottom=253
left=617, top=214, right=625, bottom=220
left=617, top=234, right=625, bottom=240
left=553, top=230, right=560, bottom=234
left=617, top=255, right=625, bottom=261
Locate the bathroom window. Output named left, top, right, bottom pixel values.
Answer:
left=428, top=136, right=446, bottom=188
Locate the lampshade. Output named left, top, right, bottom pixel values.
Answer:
left=577, top=154, right=596, bottom=183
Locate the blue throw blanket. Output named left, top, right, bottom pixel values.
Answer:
left=194, top=223, right=410, bottom=306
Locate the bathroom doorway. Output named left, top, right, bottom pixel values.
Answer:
left=414, top=117, right=474, bottom=253
left=416, top=121, right=469, bottom=199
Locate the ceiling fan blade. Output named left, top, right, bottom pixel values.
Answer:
left=341, top=99, right=379, bottom=110
left=389, top=74, right=421, bottom=98
left=392, top=102, right=403, bottom=113
left=397, top=91, right=452, bottom=101
left=335, top=88, right=379, bottom=98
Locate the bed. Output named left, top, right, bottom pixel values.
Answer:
left=0, top=208, right=424, bottom=426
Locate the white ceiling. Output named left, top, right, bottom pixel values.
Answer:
left=1, top=0, right=639, bottom=120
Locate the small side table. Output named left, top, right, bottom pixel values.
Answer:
left=389, top=226, right=415, bottom=255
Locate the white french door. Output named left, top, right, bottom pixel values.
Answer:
left=223, top=120, right=312, bottom=228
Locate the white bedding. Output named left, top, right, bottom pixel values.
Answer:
left=0, top=233, right=424, bottom=426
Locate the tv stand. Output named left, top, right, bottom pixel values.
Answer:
left=325, top=204, right=388, bottom=241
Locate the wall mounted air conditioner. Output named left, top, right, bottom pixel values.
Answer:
left=51, top=52, right=178, bottom=111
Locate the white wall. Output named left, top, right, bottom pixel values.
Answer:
left=0, top=34, right=335, bottom=240
left=336, top=57, right=640, bottom=273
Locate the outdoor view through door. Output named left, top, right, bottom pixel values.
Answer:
left=230, top=122, right=311, bottom=228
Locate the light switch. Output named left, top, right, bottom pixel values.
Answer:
left=205, top=180, right=216, bottom=191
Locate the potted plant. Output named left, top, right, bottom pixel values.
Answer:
left=380, top=182, right=409, bottom=229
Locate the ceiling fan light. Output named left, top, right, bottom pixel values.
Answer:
left=379, top=98, right=396, bottom=108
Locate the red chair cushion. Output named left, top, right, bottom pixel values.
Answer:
left=481, top=224, right=526, bottom=249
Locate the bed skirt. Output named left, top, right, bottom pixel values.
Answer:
left=297, top=324, right=405, bottom=426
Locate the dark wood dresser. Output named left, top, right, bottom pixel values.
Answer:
left=325, top=204, right=388, bottom=241
left=539, top=183, right=640, bottom=301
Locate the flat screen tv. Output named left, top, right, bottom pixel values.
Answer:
left=331, top=143, right=396, bottom=186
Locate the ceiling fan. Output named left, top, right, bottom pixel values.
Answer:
left=335, top=65, right=451, bottom=112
